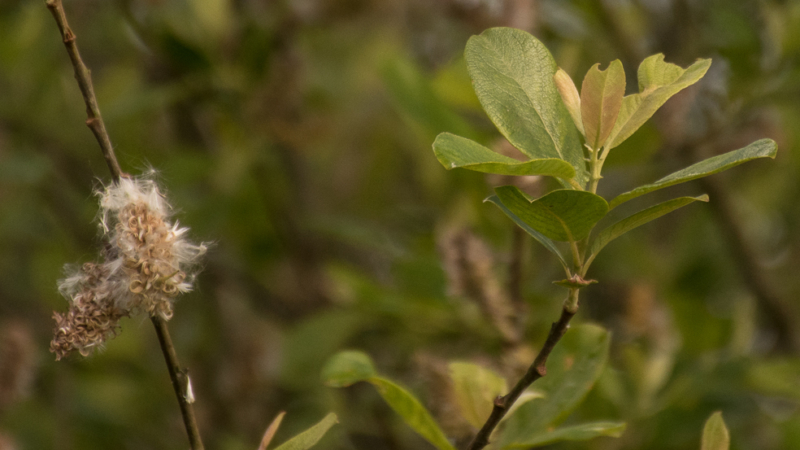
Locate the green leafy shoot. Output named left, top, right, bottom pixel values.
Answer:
left=585, top=195, right=709, bottom=270
left=609, top=139, right=777, bottom=209
left=465, top=27, right=587, bottom=186
left=448, top=362, right=508, bottom=428
left=503, top=421, right=626, bottom=449
left=322, top=351, right=456, bottom=450
left=604, top=55, right=712, bottom=151
left=701, top=412, right=730, bottom=450
left=493, top=187, right=608, bottom=242
left=272, top=413, right=338, bottom=450
left=580, top=60, right=625, bottom=150
left=433, top=132, right=576, bottom=179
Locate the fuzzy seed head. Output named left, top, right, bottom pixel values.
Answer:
left=50, top=176, right=208, bottom=359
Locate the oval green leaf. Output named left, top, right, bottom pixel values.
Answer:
left=581, top=60, right=625, bottom=150
left=494, top=187, right=608, bottom=241
left=484, top=194, right=569, bottom=272
left=587, top=195, right=709, bottom=267
left=321, top=350, right=377, bottom=388
left=504, top=421, right=626, bottom=448
left=465, top=27, right=587, bottom=186
left=272, top=413, right=338, bottom=450
left=500, top=324, right=611, bottom=445
left=369, top=377, right=456, bottom=450
left=448, top=362, right=508, bottom=428
left=433, top=132, right=575, bottom=178
left=605, top=55, right=711, bottom=150
left=701, top=412, right=730, bottom=450
left=609, top=139, right=777, bottom=209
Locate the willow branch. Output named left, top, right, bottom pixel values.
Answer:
left=46, top=2, right=204, bottom=448
left=152, top=316, right=205, bottom=450
left=45, top=0, right=122, bottom=182
left=466, top=289, right=579, bottom=450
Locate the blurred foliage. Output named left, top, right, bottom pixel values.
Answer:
left=1, top=0, right=800, bottom=449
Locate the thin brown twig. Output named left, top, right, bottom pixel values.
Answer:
left=45, top=1, right=205, bottom=448
left=45, top=0, right=122, bottom=182
left=151, top=316, right=205, bottom=450
left=466, top=289, right=579, bottom=450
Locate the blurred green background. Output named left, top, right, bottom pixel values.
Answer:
left=1, top=0, right=800, bottom=449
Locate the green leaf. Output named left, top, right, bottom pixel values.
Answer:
left=433, top=133, right=575, bottom=178
left=272, top=413, right=338, bottom=450
left=465, top=27, right=587, bottom=186
left=501, top=325, right=611, bottom=445
left=448, top=362, right=508, bottom=428
left=701, top=412, right=730, bottom=450
left=580, top=60, right=625, bottom=150
left=369, top=377, right=456, bottom=450
left=554, top=68, right=583, bottom=135
left=485, top=195, right=569, bottom=271
left=504, top=421, right=627, bottom=448
left=588, top=195, right=709, bottom=265
left=321, top=350, right=377, bottom=387
left=323, top=352, right=455, bottom=450
left=494, top=186, right=608, bottom=241
left=609, top=139, right=777, bottom=209
left=605, top=55, right=711, bottom=150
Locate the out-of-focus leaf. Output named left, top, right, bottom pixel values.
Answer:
left=501, top=325, right=611, bottom=445
left=580, top=60, right=625, bottom=150
left=321, top=350, right=377, bottom=388
left=485, top=195, right=569, bottom=271
left=433, top=133, right=576, bottom=178
left=605, top=55, right=711, bottom=149
left=609, top=139, right=777, bottom=208
left=494, top=186, right=608, bottom=241
left=323, top=352, right=455, bottom=450
left=448, top=362, right=508, bottom=428
left=258, top=412, right=286, bottom=450
left=465, top=27, right=588, bottom=186
left=369, top=377, right=456, bottom=450
left=272, top=413, right=338, bottom=450
left=747, top=359, right=800, bottom=401
left=554, top=68, right=584, bottom=135
left=701, top=412, right=730, bottom=450
left=504, top=421, right=626, bottom=448
left=587, top=195, right=709, bottom=265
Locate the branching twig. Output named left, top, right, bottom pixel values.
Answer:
left=45, top=0, right=122, bottom=182
left=466, top=289, right=579, bottom=450
left=45, top=1, right=205, bottom=448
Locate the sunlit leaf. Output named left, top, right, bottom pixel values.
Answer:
left=433, top=133, right=575, bottom=178
left=605, top=55, right=711, bottom=150
left=272, top=413, right=337, bottom=450
left=323, top=352, right=455, bottom=450
left=448, top=362, right=508, bottom=428
left=485, top=195, right=569, bottom=271
left=701, top=412, right=730, bottom=450
left=494, top=186, right=608, bottom=241
left=580, top=60, right=625, bottom=150
left=465, top=27, right=588, bottom=186
left=554, top=68, right=583, bottom=135
left=321, top=350, right=376, bottom=388
left=369, top=377, right=456, bottom=450
left=587, top=195, right=709, bottom=265
left=504, top=421, right=626, bottom=448
left=609, top=139, right=777, bottom=208
left=501, top=325, right=611, bottom=445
